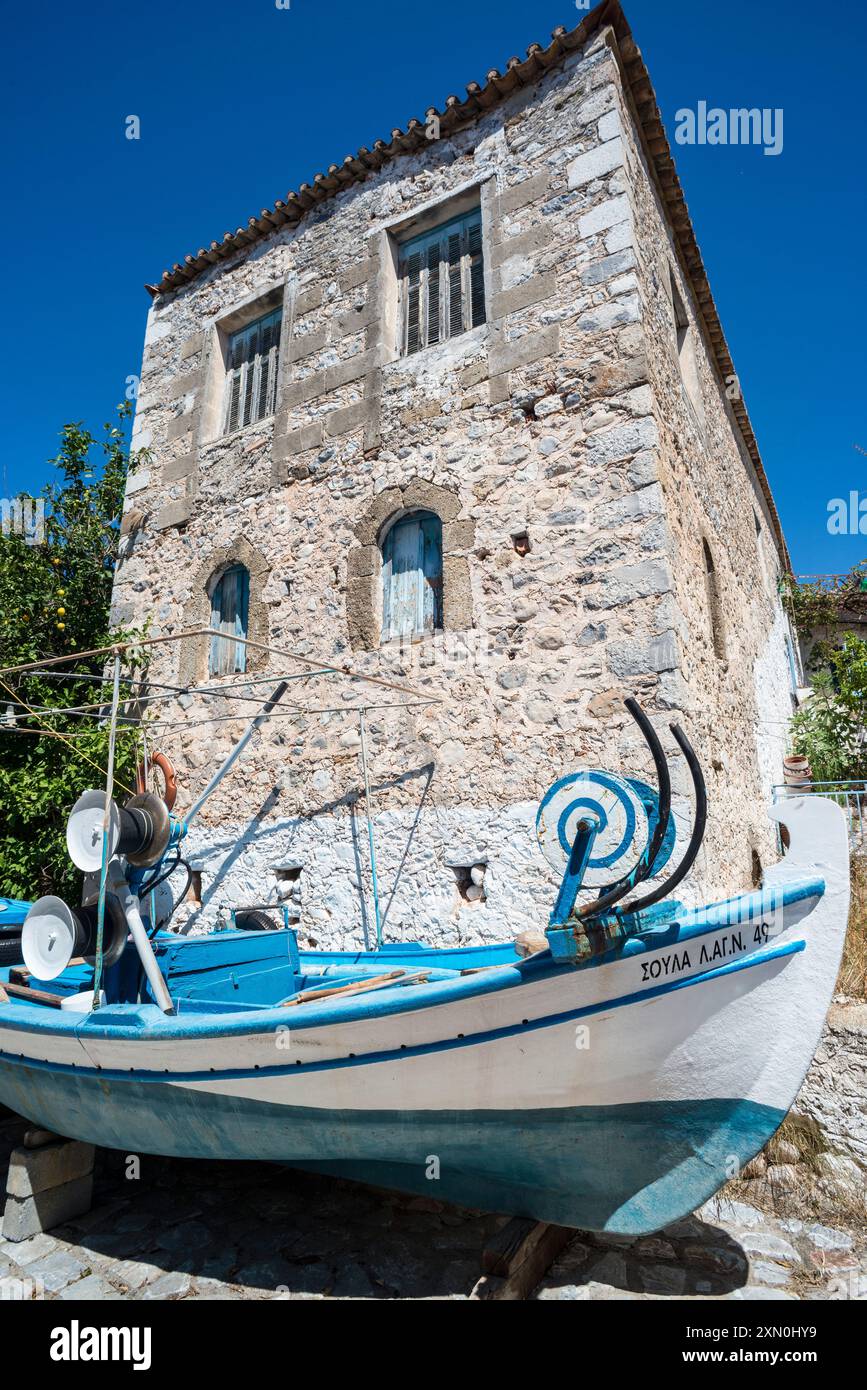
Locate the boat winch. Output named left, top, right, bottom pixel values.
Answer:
left=66, top=789, right=176, bottom=873
left=538, top=698, right=708, bottom=961
left=21, top=894, right=129, bottom=979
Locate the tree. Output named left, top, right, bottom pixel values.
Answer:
left=0, top=406, right=144, bottom=899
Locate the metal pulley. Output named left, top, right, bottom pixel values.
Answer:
left=536, top=769, right=676, bottom=890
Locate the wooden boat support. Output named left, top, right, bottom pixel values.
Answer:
left=471, top=1218, right=575, bottom=1301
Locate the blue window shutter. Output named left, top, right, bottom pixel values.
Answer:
left=381, top=512, right=443, bottom=642
left=235, top=566, right=249, bottom=673
left=389, top=519, right=422, bottom=639
left=209, top=564, right=249, bottom=674
left=421, top=514, right=443, bottom=631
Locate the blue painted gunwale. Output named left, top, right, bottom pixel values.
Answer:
left=0, top=937, right=805, bottom=1084
left=0, top=898, right=31, bottom=929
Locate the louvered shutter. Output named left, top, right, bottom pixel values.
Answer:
left=404, top=251, right=422, bottom=356
left=426, top=242, right=441, bottom=348
left=223, top=309, right=282, bottom=434
left=257, top=311, right=281, bottom=420
left=226, top=365, right=242, bottom=434
left=397, top=209, right=485, bottom=357
left=468, top=215, right=486, bottom=328
left=447, top=228, right=465, bottom=337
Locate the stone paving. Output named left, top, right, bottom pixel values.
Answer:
left=0, top=1113, right=863, bottom=1301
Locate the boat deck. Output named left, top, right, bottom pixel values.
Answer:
left=0, top=927, right=528, bottom=1019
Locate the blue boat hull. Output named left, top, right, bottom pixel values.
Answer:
left=0, top=1055, right=783, bottom=1232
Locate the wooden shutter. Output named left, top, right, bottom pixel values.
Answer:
left=420, top=513, right=443, bottom=631
left=425, top=242, right=441, bottom=347
left=209, top=564, right=249, bottom=675
left=447, top=227, right=465, bottom=337
left=467, top=215, right=486, bottom=328
left=382, top=513, right=443, bottom=641
left=404, top=251, right=422, bottom=356
left=397, top=209, right=485, bottom=357
left=223, top=309, right=282, bottom=433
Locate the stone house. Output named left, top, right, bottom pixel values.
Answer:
left=114, top=0, right=798, bottom=947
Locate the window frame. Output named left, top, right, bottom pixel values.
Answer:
left=668, top=265, right=705, bottom=431
left=702, top=538, right=726, bottom=664
left=396, top=208, right=485, bottom=358
left=222, top=307, right=283, bottom=436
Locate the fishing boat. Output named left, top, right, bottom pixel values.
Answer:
left=0, top=694, right=849, bottom=1235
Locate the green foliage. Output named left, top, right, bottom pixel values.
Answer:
left=780, top=561, right=867, bottom=639
left=790, top=670, right=867, bottom=785
left=0, top=406, right=146, bottom=899
left=827, top=633, right=867, bottom=719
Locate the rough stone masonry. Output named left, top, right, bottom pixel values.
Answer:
left=112, top=3, right=797, bottom=949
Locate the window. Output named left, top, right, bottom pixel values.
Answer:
left=669, top=268, right=704, bottom=426
left=209, top=564, right=249, bottom=675
left=223, top=308, right=282, bottom=434
left=397, top=209, right=485, bottom=357
left=702, top=539, right=726, bottom=661
left=382, top=512, right=443, bottom=642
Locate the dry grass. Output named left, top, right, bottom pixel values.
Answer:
left=838, top=855, right=867, bottom=998
left=764, top=1113, right=827, bottom=1175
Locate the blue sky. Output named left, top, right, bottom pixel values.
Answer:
left=2, top=0, right=864, bottom=574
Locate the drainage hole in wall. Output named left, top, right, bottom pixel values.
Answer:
left=453, top=863, right=487, bottom=906
left=274, top=863, right=303, bottom=910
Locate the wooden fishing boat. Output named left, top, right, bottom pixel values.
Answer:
left=0, top=699, right=849, bottom=1234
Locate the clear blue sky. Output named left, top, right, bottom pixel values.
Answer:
left=2, top=0, right=864, bottom=574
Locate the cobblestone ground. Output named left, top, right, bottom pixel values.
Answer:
left=0, top=1115, right=863, bottom=1301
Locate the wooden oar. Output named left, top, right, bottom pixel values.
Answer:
left=2, top=982, right=64, bottom=1009
left=282, top=969, right=428, bottom=1008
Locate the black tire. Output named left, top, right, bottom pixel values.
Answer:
left=0, top=933, right=24, bottom=966
left=234, top=910, right=281, bottom=933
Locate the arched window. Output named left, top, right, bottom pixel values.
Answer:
left=209, top=563, right=249, bottom=674
left=702, top=539, right=726, bottom=661
left=381, top=511, right=443, bottom=642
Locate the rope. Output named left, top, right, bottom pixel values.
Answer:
left=0, top=674, right=136, bottom=796
left=92, top=653, right=122, bottom=1009
left=0, top=626, right=442, bottom=706
left=359, top=710, right=383, bottom=948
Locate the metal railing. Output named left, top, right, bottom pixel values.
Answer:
left=772, top=780, right=867, bottom=846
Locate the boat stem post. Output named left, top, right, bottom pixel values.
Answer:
left=359, top=710, right=383, bottom=948
left=92, top=651, right=122, bottom=1008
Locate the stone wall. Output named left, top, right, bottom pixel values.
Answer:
left=113, top=22, right=794, bottom=943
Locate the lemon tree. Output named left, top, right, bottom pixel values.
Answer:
left=0, top=405, right=144, bottom=898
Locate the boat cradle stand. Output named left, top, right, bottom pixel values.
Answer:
left=1, top=1113, right=95, bottom=1243
left=470, top=1217, right=575, bottom=1300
